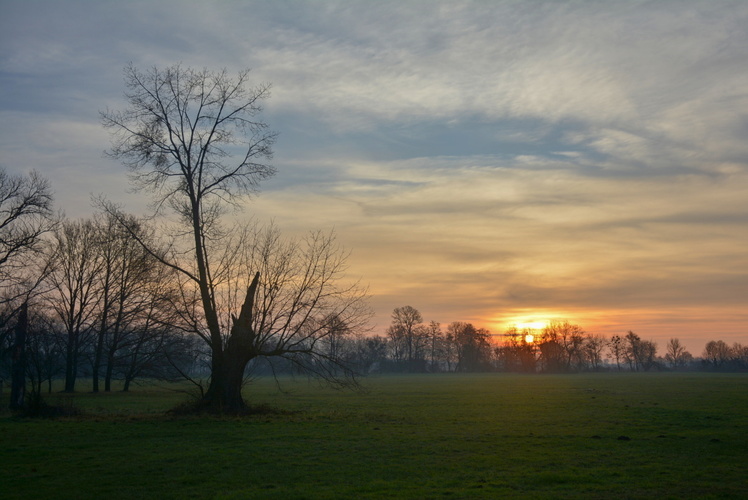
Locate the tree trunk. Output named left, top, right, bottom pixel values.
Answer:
left=9, top=302, right=28, bottom=411
left=93, top=322, right=107, bottom=392
left=202, top=354, right=249, bottom=411
left=104, top=328, right=120, bottom=392
left=200, top=272, right=260, bottom=412
left=64, top=334, right=77, bottom=392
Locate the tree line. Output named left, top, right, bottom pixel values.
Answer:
left=332, top=306, right=748, bottom=374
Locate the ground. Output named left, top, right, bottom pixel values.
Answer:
left=1, top=373, right=746, bottom=499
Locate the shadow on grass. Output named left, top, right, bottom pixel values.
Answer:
left=11, top=394, right=82, bottom=419
left=167, top=399, right=297, bottom=418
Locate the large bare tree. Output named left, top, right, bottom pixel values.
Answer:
left=102, top=64, right=368, bottom=411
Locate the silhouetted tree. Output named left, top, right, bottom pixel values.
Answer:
left=537, top=327, right=565, bottom=372
left=0, top=169, right=54, bottom=406
left=101, top=64, right=277, bottom=410
left=25, top=308, right=64, bottom=395
left=44, top=219, right=103, bottom=392
left=103, top=64, right=372, bottom=411
left=730, top=342, right=748, bottom=370
left=8, top=302, right=27, bottom=410
left=0, top=168, right=54, bottom=307
left=583, top=334, right=606, bottom=371
left=387, top=306, right=425, bottom=371
left=89, top=211, right=161, bottom=392
left=497, top=327, right=536, bottom=372
left=665, top=338, right=692, bottom=370
left=353, top=335, right=387, bottom=373
left=607, top=335, right=625, bottom=371
left=539, top=321, right=585, bottom=372
left=623, top=331, right=658, bottom=371
left=425, top=321, right=443, bottom=372
left=703, top=340, right=731, bottom=370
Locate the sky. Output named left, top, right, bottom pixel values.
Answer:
left=1, top=0, right=747, bottom=353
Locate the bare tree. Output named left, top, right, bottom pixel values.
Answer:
left=425, top=321, right=443, bottom=372
left=583, top=334, right=606, bottom=371
left=538, top=326, right=565, bottom=372
left=622, top=331, right=658, bottom=371
left=88, top=212, right=166, bottom=392
left=541, top=321, right=585, bottom=372
left=220, top=224, right=369, bottom=394
left=497, top=327, right=535, bottom=372
left=100, top=63, right=278, bottom=410
left=703, top=340, right=731, bottom=370
left=607, top=335, right=625, bottom=371
left=24, top=306, right=64, bottom=396
left=446, top=322, right=492, bottom=372
left=731, top=343, right=748, bottom=370
left=44, top=219, right=104, bottom=392
left=665, top=338, right=692, bottom=370
left=0, top=168, right=54, bottom=307
left=102, top=64, right=371, bottom=410
left=387, top=306, right=424, bottom=371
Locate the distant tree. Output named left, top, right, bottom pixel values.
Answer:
left=498, top=327, right=536, bottom=373
left=583, top=334, right=606, bottom=371
left=25, top=309, right=64, bottom=395
left=623, top=331, right=658, bottom=371
left=453, top=324, right=492, bottom=372
left=387, top=306, right=424, bottom=371
left=731, top=342, right=748, bottom=370
left=703, top=340, right=731, bottom=370
left=540, top=321, right=585, bottom=372
left=638, top=339, right=658, bottom=371
left=425, top=321, right=443, bottom=372
left=664, top=338, right=692, bottom=370
left=90, top=211, right=162, bottom=392
left=44, top=219, right=103, bottom=392
left=537, top=327, right=565, bottom=372
left=353, top=335, right=388, bottom=373
left=607, top=335, right=625, bottom=371
left=623, top=331, right=641, bottom=371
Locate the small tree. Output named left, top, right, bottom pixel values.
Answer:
left=387, top=306, right=425, bottom=371
left=44, top=219, right=103, bottom=392
left=583, top=334, right=606, bottom=371
left=665, top=338, right=692, bottom=370
left=703, top=340, right=731, bottom=370
left=607, top=335, right=624, bottom=371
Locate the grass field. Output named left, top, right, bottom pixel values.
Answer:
left=1, top=373, right=747, bottom=499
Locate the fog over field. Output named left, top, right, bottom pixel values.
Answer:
left=1, top=1, right=747, bottom=351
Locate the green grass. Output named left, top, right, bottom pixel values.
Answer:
left=1, top=373, right=747, bottom=499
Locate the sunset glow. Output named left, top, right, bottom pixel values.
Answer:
left=516, top=321, right=549, bottom=331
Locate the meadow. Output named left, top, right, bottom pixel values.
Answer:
left=1, top=373, right=746, bottom=499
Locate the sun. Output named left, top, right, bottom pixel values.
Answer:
left=524, top=334, right=535, bottom=343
